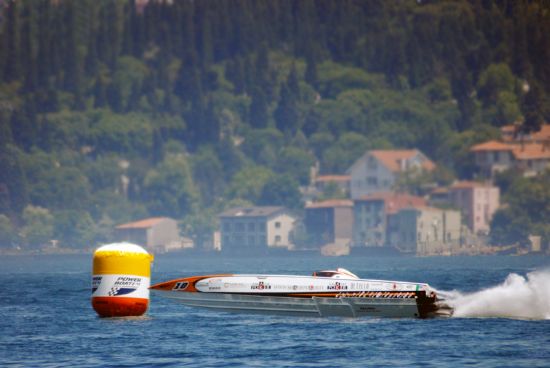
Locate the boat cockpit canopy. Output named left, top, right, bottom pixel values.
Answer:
left=312, top=268, right=359, bottom=279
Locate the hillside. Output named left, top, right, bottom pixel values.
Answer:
left=1, top=0, right=549, bottom=249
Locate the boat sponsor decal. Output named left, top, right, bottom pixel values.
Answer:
left=251, top=281, right=271, bottom=290
left=92, top=274, right=149, bottom=298
left=327, top=282, right=348, bottom=291
left=92, top=276, right=102, bottom=294
left=173, top=281, right=189, bottom=291
left=107, top=276, right=142, bottom=296
left=336, top=291, right=416, bottom=299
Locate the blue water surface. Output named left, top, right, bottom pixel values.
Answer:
left=0, top=253, right=549, bottom=367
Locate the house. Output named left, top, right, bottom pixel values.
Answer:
left=352, top=192, right=426, bottom=248
left=304, top=199, right=353, bottom=248
left=512, top=143, right=550, bottom=176
left=448, top=181, right=499, bottom=235
left=469, top=140, right=515, bottom=177
left=471, top=124, right=550, bottom=177
left=387, top=206, right=461, bottom=255
left=501, top=123, right=550, bottom=143
left=219, top=206, right=296, bottom=252
left=115, top=217, right=184, bottom=252
left=470, top=140, right=550, bottom=177
left=347, top=149, right=436, bottom=199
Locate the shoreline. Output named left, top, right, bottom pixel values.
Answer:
left=0, top=247, right=547, bottom=257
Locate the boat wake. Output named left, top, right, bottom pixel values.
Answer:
left=437, top=269, right=550, bottom=320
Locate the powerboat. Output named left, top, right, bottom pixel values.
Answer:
left=150, top=268, right=452, bottom=318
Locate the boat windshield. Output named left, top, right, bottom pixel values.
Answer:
left=312, top=268, right=359, bottom=279
left=312, top=271, right=338, bottom=278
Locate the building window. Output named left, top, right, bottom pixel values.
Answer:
left=248, top=235, right=255, bottom=246
left=248, top=222, right=255, bottom=231
left=367, top=177, right=378, bottom=186
left=223, top=222, right=231, bottom=231
left=275, top=222, right=281, bottom=229
left=275, top=235, right=281, bottom=243
left=235, top=222, right=245, bottom=231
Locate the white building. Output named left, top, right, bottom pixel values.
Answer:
left=347, top=149, right=436, bottom=199
left=115, top=217, right=185, bottom=253
left=448, top=181, right=500, bottom=235
left=387, top=207, right=461, bottom=256
left=219, top=207, right=297, bottom=252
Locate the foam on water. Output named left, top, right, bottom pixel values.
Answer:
left=440, top=269, right=550, bottom=320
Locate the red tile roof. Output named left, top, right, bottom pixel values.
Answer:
left=450, top=181, right=494, bottom=189
left=470, top=140, right=513, bottom=152
left=369, top=150, right=436, bottom=172
left=356, top=192, right=426, bottom=214
left=531, top=124, right=550, bottom=142
left=430, top=187, right=449, bottom=194
left=306, top=199, right=353, bottom=209
left=512, top=143, right=550, bottom=160
left=500, top=124, right=550, bottom=143
left=314, top=175, right=351, bottom=183
left=116, top=217, right=170, bottom=229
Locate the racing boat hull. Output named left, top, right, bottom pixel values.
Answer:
left=150, top=269, right=449, bottom=318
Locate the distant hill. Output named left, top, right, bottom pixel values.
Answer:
left=0, top=0, right=549, bottom=249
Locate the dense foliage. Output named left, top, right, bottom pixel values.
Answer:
left=1, top=0, right=549, bottom=249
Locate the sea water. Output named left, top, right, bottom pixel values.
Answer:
left=0, top=253, right=549, bottom=367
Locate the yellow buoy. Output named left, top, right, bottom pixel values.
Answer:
left=91, top=242, right=154, bottom=317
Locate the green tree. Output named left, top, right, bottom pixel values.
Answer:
left=0, top=214, right=17, bottom=247
left=491, top=171, right=550, bottom=248
left=143, top=153, right=199, bottom=217
left=226, top=165, right=273, bottom=203
left=275, top=147, right=315, bottom=185
left=521, top=82, right=546, bottom=134
left=241, top=128, right=283, bottom=167
left=490, top=207, right=531, bottom=247
left=181, top=209, right=217, bottom=249
left=248, top=86, right=269, bottom=128
left=54, top=210, right=97, bottom=248
left=274, top=83, right=299, bottom=134
left=477, top=63, right=516, bottom=107
left=321, top=132, right=372, bottom=174
left=494, top=91, right=522, bottom=126
left=192, top=146, right=224, bottom=206
left=259, top=174, right=302, bottom=210
left=0, top=144, right=29, bottom=216
left=21, top=205, right=54, bottom=248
